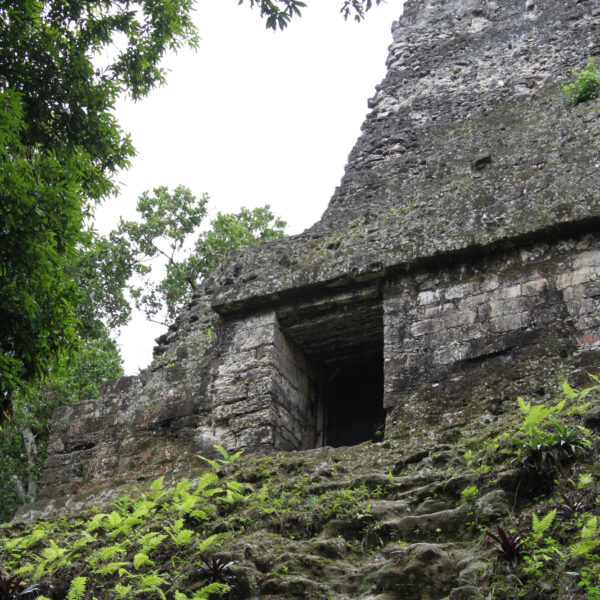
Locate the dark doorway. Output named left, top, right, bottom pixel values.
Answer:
left=276, top=287, right=386, bottom=449
left=324, top=358, right=385, bottom=447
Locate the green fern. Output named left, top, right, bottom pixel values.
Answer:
left=171, top=490, right=200, bottom=514
left=6, top=526, right=47, bottom=550
left=96, top=561, right=129, bottom=576
left=194, top=582, right=232, bottom=598
left=196, top=471, right=219, bottom=492
left=66, top=576, right=87, bottom=600
left=131, top=571, right=169, bottom=600
left=532, top=509, right=556, bottom=540
left=131, top=499, right=157, bottom=519
left=569, top=516, right=600, bottom=556
left=86, top=513, right=108, bottom=533
left=103, top=511, right=123, bottom=531
left=71, top=532, right=97, bottom=552
left=175, top=479, right=192, bottom=493
left=138, top=532, right=167, bottom=553
left=197, top=454, right=221, bottom=470
left=174, top=583, right=231, bottom=600
left=88, top=543, right=126, bottom=567
left=518, top=398, right=565, bottom=434
left=133, top=552, right=155, bottom=570
left=570, top=539, right=600, bottom=557
left=582, top=516, right=598, bottom=539
left=113, top=583, right=132, bottom=599
left=164, top=519, right=195, bottom=547
left=198, top=533, right=225, bottom=552
left=214, top=444, right=244, bottom=465
left=151, top=476, right=165, bottom=494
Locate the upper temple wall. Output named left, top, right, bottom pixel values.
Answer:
left=209, top=0, right=600, bottom=312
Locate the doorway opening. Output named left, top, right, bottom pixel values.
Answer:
left=277, top=288, right=385, bottom=449
left=323, top=358, right=385, bottom=447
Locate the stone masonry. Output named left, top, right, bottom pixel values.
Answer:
left=19, top=0, right=600, bottom=519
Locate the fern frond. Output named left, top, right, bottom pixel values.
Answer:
left=570, top=539, right=600, bottom=557
left=223, top=489, right=243, bottom=505
left=561, top=380, right=577, bottom=400
left=518, top=397, right=531, bottom=414
left=11, top=564, right=34, bottom=577
left=86, top=513, right=108, bottom=533
left=94, top=544, right=126, bottom=562
left=164, top=519, right=195, bottom=547
left=192, top=582, right=231, bottom=599
left=139, top=532, right=167, bottom=553
left=213, top=444, right=230, bottom=460
left=196, top=472, right=219, bottom=492
left=197, top=455, right=221, bottom=470
left=190, top=509, right=209, bottom=520
left=97, top=561, right=129, bottom=576
left=71, top=532, right=97, bottom=551
left=172, top=490, right=199, bottom=514
left=66, top=576, right=86, bottom=600
left=226, top=480, right=244, bottom=493
left=151, top=476, right=165, bottom=494
left=114, top=583, right=133, bottom=599
left=258, top=484, right=269, bottom=501
left=103, top=511, right=123, bottom=530
left=532, top=509, right=556, bottom=540
left=582, top=516, right=598, bottom=539
left=134, top=552, right=156, bottom=570
left=132, top=499, right=157, bottom=518
left=175, top=479, right=192, bottom=494
left=198, top=533, right=224, bottom=552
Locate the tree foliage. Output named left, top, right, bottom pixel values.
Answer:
left=113, top=187, right=286, bottom=325
left=0, top=0, right=198, bottom=422
left=0, top=329, right=123, bottom=522
left=239, top=0, right=385, bottom=30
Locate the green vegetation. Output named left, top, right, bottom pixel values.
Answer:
left=0, top=0, right=380, bottom=427
left=110, top=188, right=285, bottom=326
left=564, top=58, right=600, bottom=104
left=0, top=0, right=198, bottom=424
left=240, top=0, right=385, bottom=29
left=1, top=375, right=599, bottom=599
left=0, top=332, right=123, bottom=523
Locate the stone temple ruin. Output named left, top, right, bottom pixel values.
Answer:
left=22, top=0, right=600, bottom=518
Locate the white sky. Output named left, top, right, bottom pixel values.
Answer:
left=96, top=0, right=406, bottom=374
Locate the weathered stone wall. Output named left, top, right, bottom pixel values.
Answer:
left=19, top=0, right=600, bottom=519
left=384, top=234, right=600, bottom=436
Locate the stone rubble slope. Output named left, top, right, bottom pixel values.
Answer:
left=3, top=367, right=600, bottom=600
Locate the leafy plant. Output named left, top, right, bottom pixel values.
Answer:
left=570, top=516, right=600, bottom=557
left=517, top=414, right=591, bottom=468
left=555, top=493, right=589, bottom=519
left=164, top=519, right=195, bottom=547
left=486, top=526, right=525, bottom=562
left=174, top=583, right=231, bottom=600
left=460, top=486, right=479, bottom=503
left=66, top=577, right=86, bottom=600
left=197, top=445, right=244, bottom=470
left=531, top=509, right=556, bottom=541
left=0, top=570, right=38, bottom=600
left=577, top=472, right=594, bottom=489
left=564, top=57, right=600, bottom=104
left=517, top=397, right=565, bottom=434
left=198, top=554, right=234, bottom=583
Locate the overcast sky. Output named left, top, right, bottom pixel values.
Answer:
left=96, top=0, right=406, bottom=374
